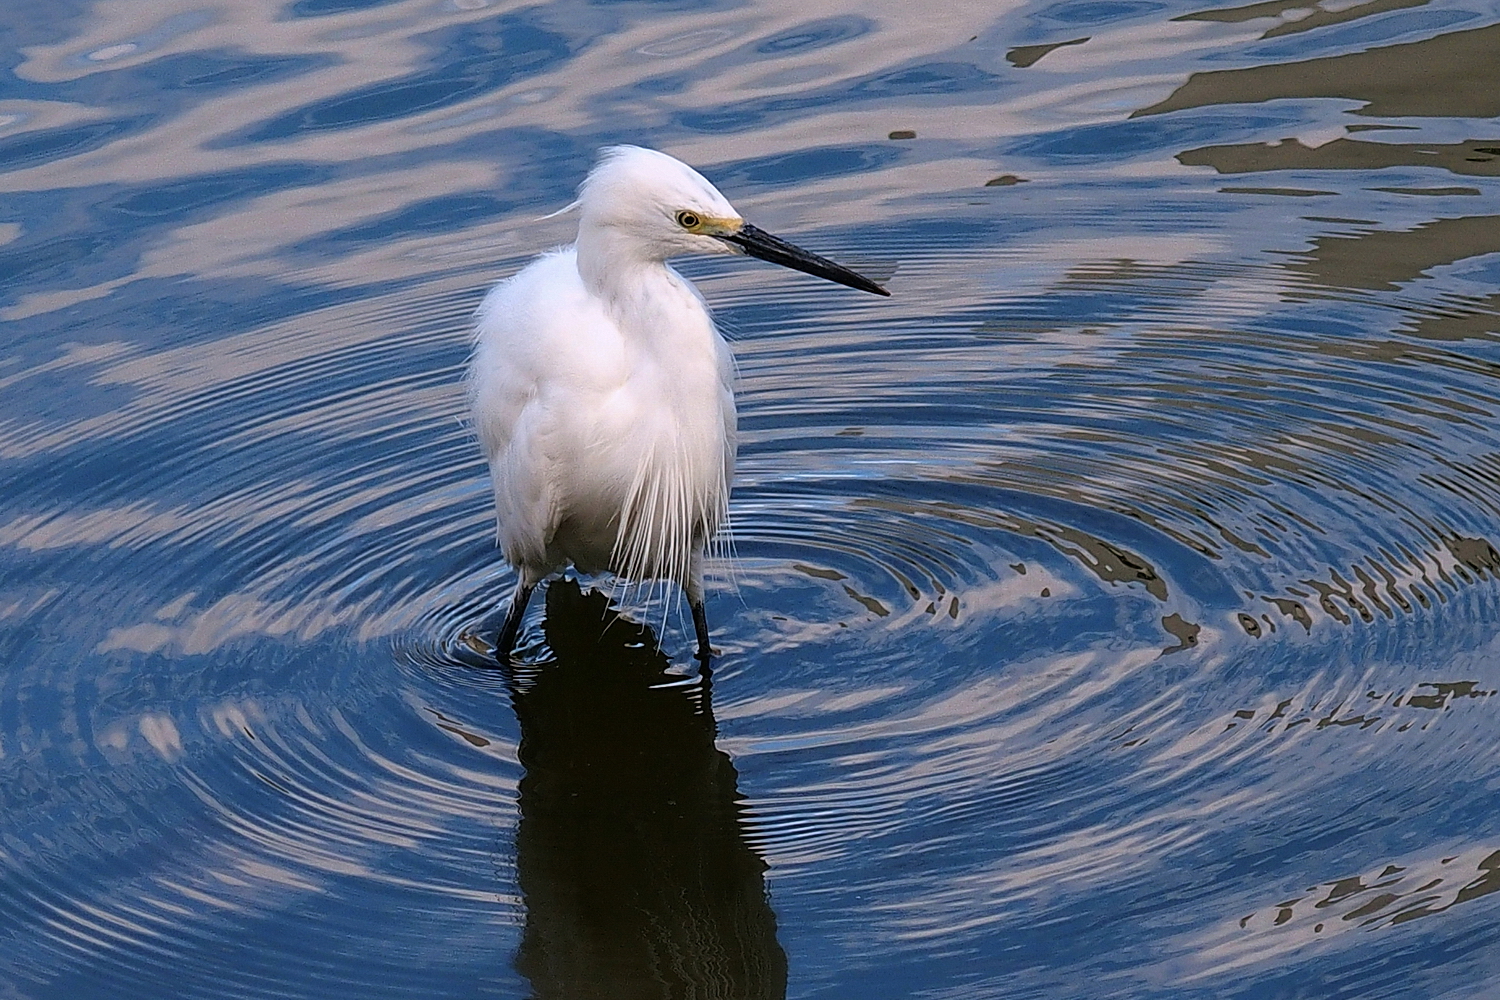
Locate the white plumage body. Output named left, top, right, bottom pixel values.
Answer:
left=469, top=245, right=734, bottom=600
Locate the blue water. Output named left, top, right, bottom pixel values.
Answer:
left=3, top=0, right=1500, bottom=997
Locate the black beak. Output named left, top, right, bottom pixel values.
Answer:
left=719, top=223, right=890, bottom=297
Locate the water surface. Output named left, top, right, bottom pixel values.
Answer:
left=3, top=0, right=1500, bottom=996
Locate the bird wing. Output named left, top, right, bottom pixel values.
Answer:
left=468, top=250, right=625, bottom=575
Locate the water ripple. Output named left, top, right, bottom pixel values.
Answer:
left=6, top=0, right=1500, bottom=996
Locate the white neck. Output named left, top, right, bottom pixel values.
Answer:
left=574, top=222, right=668, bottom=303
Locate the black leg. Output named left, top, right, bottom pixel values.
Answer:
left=691, top=598, right=713, bottom=667
left=495, top=583, right=535, bottom=663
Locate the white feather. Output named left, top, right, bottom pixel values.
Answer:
left=468, top=147, right=737, bottom=608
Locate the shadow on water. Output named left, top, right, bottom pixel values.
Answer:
left=506, top=579, right=786, bottom=1000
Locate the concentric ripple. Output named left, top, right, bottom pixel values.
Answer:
left=5, top=0, right=1500, bottom=997
left=8, top=229, right=1500, bottom=998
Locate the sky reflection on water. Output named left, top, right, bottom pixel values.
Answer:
left=2, top=0, right=1500, bottom=997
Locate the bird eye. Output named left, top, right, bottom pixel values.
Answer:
left=675, top=210, right=701, bottom=230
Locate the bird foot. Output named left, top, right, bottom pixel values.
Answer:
left=458, top=629, right=496, bottom=658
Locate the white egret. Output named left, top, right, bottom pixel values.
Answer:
left=468, top=145, right=889, bottom=663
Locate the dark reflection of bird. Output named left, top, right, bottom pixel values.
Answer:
left=508, top=578, right=787, bottom=1000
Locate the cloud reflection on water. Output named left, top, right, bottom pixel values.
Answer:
left=3, top=0, right=1500, bottom=996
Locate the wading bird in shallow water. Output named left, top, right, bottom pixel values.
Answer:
left=468, top=145, right=889, bottom=664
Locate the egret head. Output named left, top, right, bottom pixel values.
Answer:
left=574, top=145, right=889, bottom=296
